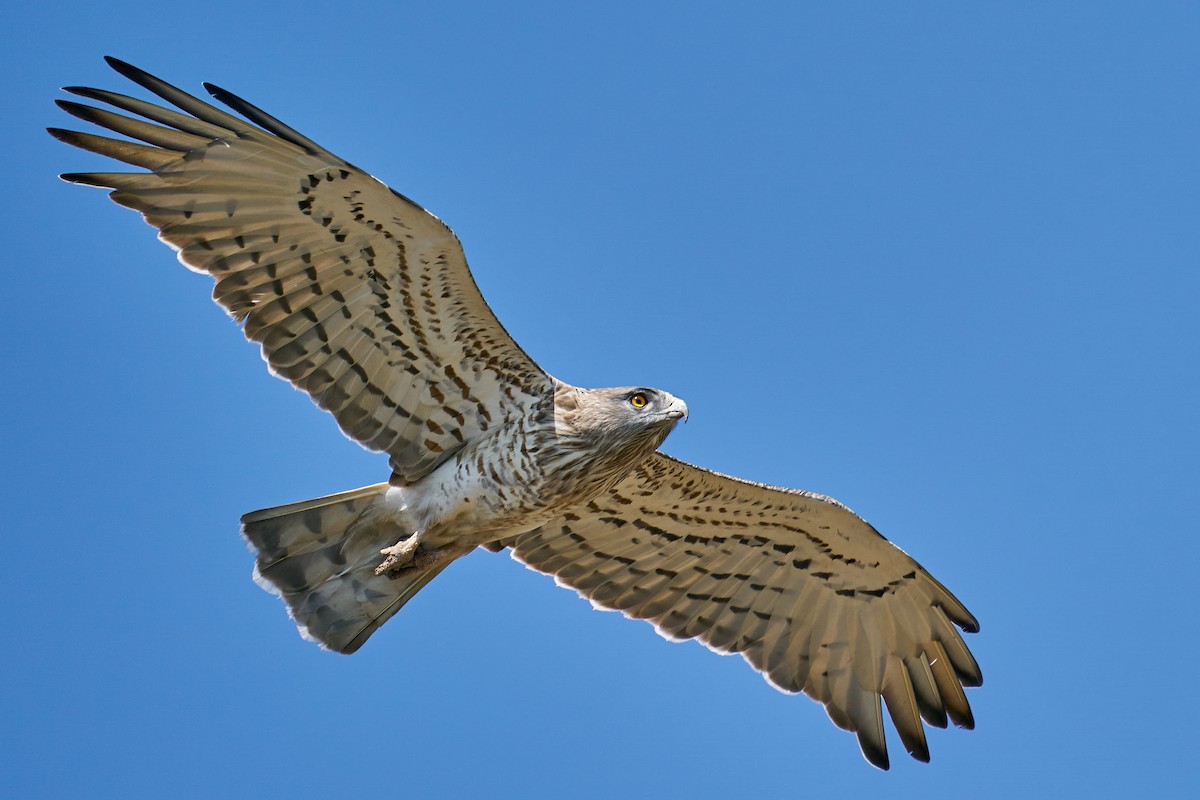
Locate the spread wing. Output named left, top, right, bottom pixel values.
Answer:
left=51, top=58, right=553, bottom=481
left=508, top=453, right=981, bottom=770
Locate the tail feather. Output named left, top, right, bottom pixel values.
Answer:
left=242, top=484, right=460, bottom=654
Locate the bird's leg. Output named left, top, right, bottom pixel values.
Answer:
left=375, top=531, right=424, bottom=575
left=375, top=531, right=457, bottom=576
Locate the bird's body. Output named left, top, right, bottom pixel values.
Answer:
left=241, top=382, right=687, bottom=651
left=53, top=58, right=982, bottom=770
left=388, top=383, right=689, bottom=558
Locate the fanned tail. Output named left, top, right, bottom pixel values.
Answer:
left=242, top=484, right=460, bottom=653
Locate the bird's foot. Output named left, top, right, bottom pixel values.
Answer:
left=375, top=536, right=421, bottom=576
left=375, top=534, right=454, bottom=577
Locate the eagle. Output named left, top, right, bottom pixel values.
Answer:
left=51, top=58, right=981, bottom=770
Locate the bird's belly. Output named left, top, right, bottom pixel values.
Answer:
left=385, top=451, right=560, bottom=549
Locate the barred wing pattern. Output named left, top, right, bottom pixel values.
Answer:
left=510, top=453, right=982, bottom=769
left=52, top=58, right=552, bottom=481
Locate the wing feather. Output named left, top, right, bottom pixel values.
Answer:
left=55, top=100, right=213, bottom=150
left=926, top=641, right=975, bottom=728
left=54, top=59, right=552, bottom=481
left=63, top=85, right=234, bottom=139
left=906, top=653, right=949, bottom=728
left=882, top=654, right=930, bottom=762
left=509, top=452, right=981, bottom=768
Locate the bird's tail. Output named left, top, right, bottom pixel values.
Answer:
left=241, top=484, right=461, bottom=654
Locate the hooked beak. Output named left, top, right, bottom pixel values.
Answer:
left=664, top=396, right=689, bottom=423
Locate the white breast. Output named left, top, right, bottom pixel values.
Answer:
left=384, top=427, right=551, bottom=549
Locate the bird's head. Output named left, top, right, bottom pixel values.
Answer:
left=610, top=386, right=690, bottom=428
left=554, top=384, right=688, bottom=456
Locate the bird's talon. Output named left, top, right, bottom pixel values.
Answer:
left=375, top=539, right=419, bottom=576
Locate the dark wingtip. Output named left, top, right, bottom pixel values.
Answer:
left=202, top=82, right=235, bottom=106
left=53, top=100, right=111, bottom=128
left=48, top=127, right=99, bottom=158
left=103, top=55, right=133, bottom=73
left=203, top=82, right=238, bottom=109
left=859, top=735, right=891, bottom=771
left=62, top=86, right=108, bottom=103
left=103, top=56, right=155, bottom=86
left=59, top=173, right=110, bottom=187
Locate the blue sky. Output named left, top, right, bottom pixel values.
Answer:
left=4, top=2, right=1198, bottom=797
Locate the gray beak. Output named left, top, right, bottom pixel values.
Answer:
left=665, top=395, right=689, bottom=422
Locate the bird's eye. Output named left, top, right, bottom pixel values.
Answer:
left=629, top=393, right=648, bottom=409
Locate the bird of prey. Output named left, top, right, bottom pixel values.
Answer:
left=52, top=58, right=981, bottom=770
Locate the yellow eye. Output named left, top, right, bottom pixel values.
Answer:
left=629, top=393, right=648, bottom=409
